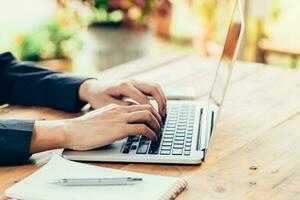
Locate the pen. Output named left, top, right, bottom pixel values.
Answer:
left=47, top=177, right=143, bottom=186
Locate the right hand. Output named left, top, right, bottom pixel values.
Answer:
left=63, top=104, right=161, bottom=151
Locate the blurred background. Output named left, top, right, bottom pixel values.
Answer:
left=0, top=0, right=299, bottom=76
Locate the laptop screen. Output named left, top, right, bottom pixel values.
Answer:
left=209, top=0, right=244, bottom=107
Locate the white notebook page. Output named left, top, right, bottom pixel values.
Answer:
left=6, top=156, right=186, bottom=200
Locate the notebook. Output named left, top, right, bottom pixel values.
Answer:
left=6, top=156, right=187, bottom=200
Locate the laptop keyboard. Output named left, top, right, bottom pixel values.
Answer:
left=122, top=104, right=196, bottom=156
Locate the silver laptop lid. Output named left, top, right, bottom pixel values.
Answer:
left=203, top=0, right=245, bottom=160
left=209, top=0, right=245, bottom=108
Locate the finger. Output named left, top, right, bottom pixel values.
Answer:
left=153, top=85, right=167, bottom=116
left=87, top=103, right=118, bottom=115
left=156, top=85, right=167, bottom=115
left=126, top=124, right=157, bottom=141
left=109, top=98, right=131, bottom=106
left=125, top=110, right=161, bottom=136
left=119, top=84, right=151, bottom=106
left=123, top=104, right=161, bottom=124
left=131, top=81, right=167, bottom=116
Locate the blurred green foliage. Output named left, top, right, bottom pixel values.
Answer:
left=63, top=0, right=171, bottom=28
left=14, top=14, right=82, bottom=61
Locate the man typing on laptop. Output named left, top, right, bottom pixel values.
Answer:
left=1, top=0, right=243, bottom=166
left=0, top=52, right=166, bottom=165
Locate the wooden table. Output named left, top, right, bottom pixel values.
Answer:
left=1, top=54, right=300, bottom=199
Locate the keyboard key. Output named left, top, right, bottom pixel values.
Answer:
left=178, top=120, right=187, bottom=126
left=175, top=136, right=185, bottom=140
left=187, top=131, right=193, bottom=135
left=179, top=118, right=187, bottom=121
left=166, top=128, right=175, bottom=131
left=163, top=138, right=173, bottom=142
left=184, top=151, right=191, bottom=155
left=160, top=150, right=171, bottom=155
left=175, top=133, right=185, bottom=137
left=166, top=124, right=176, bottom=128
left=164, top=131, right=173, bottom=134
left=148, top=149, right=159, bottom=154
left=140, top=138, right=150, bottom=145
left=140, top=136, right=148, bottom=141
left=174, top=141, right=184, bottom=145
left=131, top=145, right=137, bottom=150
left=122, top=148, right=130, bottom=154
left=172, top=149, right=183, bottom=155
left=161, top=146, right=171, bottom=150
left=132, top=136, right=140, bottom=142
left=173, top=144, right=184, bottom=149
left=186, top=138, right=192, bottom=143
left=136, top=144, right=149, bottom=154
left=140, top=136, right=150, bottom=144
left=185, top=146, right=191, bottom=151
left=127, top=135, right=140, bottom=143
left=185, top=143, right=192, bottom=147
left=162, top=142, right=172, bottom=146
left=148, top=136, right=162, bottom=155
left=164, top=135, right=174, bottom=140
left=179, top=116, right=188, bottom=119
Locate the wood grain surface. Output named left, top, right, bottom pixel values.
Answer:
left=0, top=54, right=299, bottom=200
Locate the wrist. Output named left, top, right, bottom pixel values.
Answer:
left=79, top=79, right=97, bottom=103
left=30, top=120, right=69, bottom=154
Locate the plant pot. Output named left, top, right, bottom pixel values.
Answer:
left=151, top=11, right=172, bottom=39
left=88, top=24, right=152, bottom=70
left=35, top=58, right=73, bottom=72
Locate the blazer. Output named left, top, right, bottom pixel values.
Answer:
left=0, top=52, right=89, bottom=165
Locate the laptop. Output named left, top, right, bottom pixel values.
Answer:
left=63, top=0, right=245, bottom=164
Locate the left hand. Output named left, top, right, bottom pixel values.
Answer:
left=79, top=79, right=167, bottom=116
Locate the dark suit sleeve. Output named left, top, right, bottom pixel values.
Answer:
left=0, top=52, right=91, bottom=165
left=0, top=52, right=90, bottom=112
left=0, top=120, right=34, bottom=165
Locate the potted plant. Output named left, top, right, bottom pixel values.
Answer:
left=59, top=0, right=171, bottom=70
left=151, top=0, right=172, bottom=39
left=13, top=10, right=82, bottom=72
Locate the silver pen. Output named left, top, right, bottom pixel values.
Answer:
left=47, top=177, right=143, bottom=186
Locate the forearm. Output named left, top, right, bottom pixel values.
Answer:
left=0, top=119, right=72, bottom=165
left=30, top=120, right=69, bottom=154
left=29, top=79, right=100, bottom=153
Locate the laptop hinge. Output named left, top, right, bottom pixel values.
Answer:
left=196, top=108, right=203, bottom=151
left=201, top=148, right=207, bottom=161
left=201, top=109, right=215, bottom=161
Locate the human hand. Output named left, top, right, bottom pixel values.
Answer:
left=79, top=79, right=167, bottom=116
left=31, top=104, right=161, bottom=153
